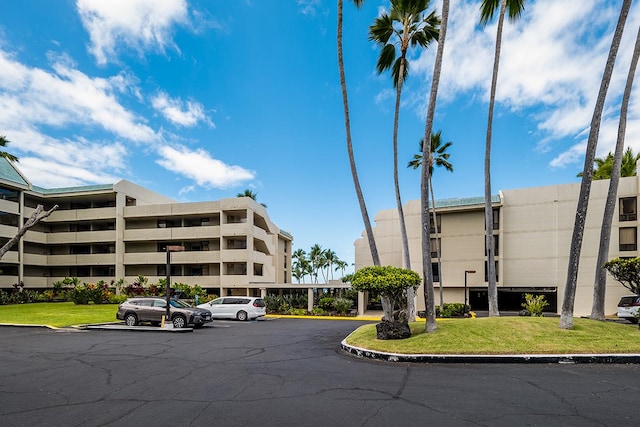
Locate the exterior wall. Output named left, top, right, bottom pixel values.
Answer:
left=355, top=175, right=640, bottom=317
left=0, top=168, right=292, bottom=291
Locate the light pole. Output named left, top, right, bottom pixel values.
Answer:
left=464, top=270, right=476, bottom=314
left=165, top=245, right=185, bottom=323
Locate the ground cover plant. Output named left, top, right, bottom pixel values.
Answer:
left=345, top=317, right=640, bottom=354
left=0, top=302, right=116, bottom=327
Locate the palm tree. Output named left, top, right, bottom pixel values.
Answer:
left=479, top=0, right=527, bottom=318
left=369, top=0, right=439, bottom=272
left=408, top=130, right=453, bottom=308
left=0, top=135, right=19, bottom=163
left=420, top=0, right=450, bottom=333
left=236, top=189, right=266, bottom=208
left=337, top=0, right=381, bottom=267
left=560, top=0, right=632, bottom=330
left=578, top=148, right=640, bottom=179
left=334, top=259, right=349, bottom=279
left=591, top=25, right=640, bottom=321
left=323, top=249, right=338, bottom=280
left=309, top=244, right=324, bottom=284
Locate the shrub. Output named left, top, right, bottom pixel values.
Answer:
left=333, top=298, right=353, bottom=315
left=522, top=294, right=548, bottom=317
left=436, top=303, right=468, bottom=318
left=318, top=297, right=335, bottom=311
left=310, top=307, right=324, bottom=315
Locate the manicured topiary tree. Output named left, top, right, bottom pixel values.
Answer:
left=351, top=266, right=421, bottom=339
left=604, top=257, right=640, bottom=295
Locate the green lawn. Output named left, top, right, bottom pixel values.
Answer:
left=345, top=317, right=640, bottom=354
left=0, top=302, right=118, bottom=327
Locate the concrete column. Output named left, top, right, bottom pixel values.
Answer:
left=307, top=287, right=314, bottom=313
left=358, top=291, right=365, bottom=316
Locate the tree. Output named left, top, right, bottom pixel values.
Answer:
left=0, top=205, right=58, bottom=260
left=337, top=0, right=381, bottom=267
left=0, top=135, right=19, bottom=163
left=420, top=0, right=450, bottom=333
left=560, top=0, right=631, bottom=330
left=408, top=130, right=453, bottom=307
left=236, top=189, right=266, bottom=207
left=577, top=148, right=640, bottom=180
left=480, top=0, right=527, bottom=317
left=309, top=244, right=324, bottom=284
left=591, top=26, right=640, bottom=321
left=351, top=265, right=421, bottom=326
left=603, top=258, right=640, bottom=295
left=292, top=249, right=311, bottom=284
left=369, top=0, right=439, bottom=271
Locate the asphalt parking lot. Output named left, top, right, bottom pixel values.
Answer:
left=1, top=318, right=639, bottom=426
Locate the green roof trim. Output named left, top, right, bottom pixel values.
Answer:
left=31, top=183, right=114, bottom=195
left=0, top=158, right=28, bottom=187
left=434, top=195, right=501, bottom=209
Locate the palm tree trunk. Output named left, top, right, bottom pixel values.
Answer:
left=560, top=0, right=631, bottom=329
left=429, top=176, right=444, bottom=307
left=337, top=0, right=381, bottom=267
left=484, top=0, right=507, bottom=318
left=393, top=54, right=415, bottom=321
left=591, top=24, right=640, bottom=321
left=421, top=0, right=449, bottom=333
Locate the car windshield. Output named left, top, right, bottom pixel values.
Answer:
left=170, top=299, right=192, bottom=308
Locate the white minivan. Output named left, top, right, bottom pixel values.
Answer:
left=198, top=297, right=266, bottom=321
left=617, top=295, right=640, bottom=323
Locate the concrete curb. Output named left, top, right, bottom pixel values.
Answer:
left=340, top=340, right=640, bottom=364
left=82, top=324, right=193, bottom=332
left=265, top=314, right=380, bottom=321
left=0, top=323, right=59, bottom=330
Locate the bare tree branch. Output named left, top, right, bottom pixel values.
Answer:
left=0, top=204, right=58, bottom=260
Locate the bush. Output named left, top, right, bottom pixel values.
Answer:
left=436, top=303, right=468, bottom=318
left=333, top=298, right=353, bottom=315
left=310, top=307, right=324, bottom=315
left=521, top=294, right=548, bottom=317
left=318, top=297, right=335, bottom=311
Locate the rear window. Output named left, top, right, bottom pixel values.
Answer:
left=253, top=298, right=266, bottom=308
left=618, top=296, right=640, bottom=306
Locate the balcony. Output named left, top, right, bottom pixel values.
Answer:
left=124, top=251, right=220, bottom=265
left=47, top=254, right=116, bottom=266
left=47, top=230, right=116, bottom=244
left=47, top=207, right=116, bottom=222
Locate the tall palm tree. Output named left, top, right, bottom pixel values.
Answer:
left=408, top=130, right=453, bottom=308
left=0, top=135, right=19, bottom=163
left=560, top=0, right=631, bottom=330
left=323, top=249, right=338, bottom=280
left=420, top=0, right=450, bottom=333
left=337, top=0, right=381, bottom=267
left=309, top=244, right=324, bottom=284
left=591, top=25, right=640, bottom=321
left=369, top=0, right=439, bottom=271
left=479, top=0, right=526, bottom=318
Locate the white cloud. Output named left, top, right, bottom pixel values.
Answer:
left=76, top=0, right=189, bottom=65
left=156, top=145, right=255, bottom=189
left=411, top=0, right=640, bottom=169
left=0, top=49, right=157, bottom=143
left=297, top=0, right=321, bottom=16
left=151, top=92, right=214, bottom=127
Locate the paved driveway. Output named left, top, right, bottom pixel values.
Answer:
left=0, top=318, right=639, bottom=426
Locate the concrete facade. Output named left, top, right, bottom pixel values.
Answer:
left=355, top=175, right=640, bottom=316
left=0, top=159, right=292, bottom=294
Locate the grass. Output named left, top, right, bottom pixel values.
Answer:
left=0, top=302, right=118, bottom=327
left=345, top=317, right=640, bottom=355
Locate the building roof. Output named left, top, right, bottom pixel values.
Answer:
left=31, top=183, right=114, bottom=195
left=0, top=157, right=29, bottom=188
left=434, top=195, right=501, bottom=209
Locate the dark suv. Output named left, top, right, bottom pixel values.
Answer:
left=117, top=297, right=212, bottom=328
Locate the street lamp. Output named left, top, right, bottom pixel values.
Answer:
left=165, top=245, right=185, bottom=324
left=464, top=270, right=476, bottom=314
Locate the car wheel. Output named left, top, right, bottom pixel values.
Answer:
left=172, top=315, right=187, bottom=328
left=629, top=318, right=639, bottom=324
left=236, top=310, right=248, bottom=321
left=124, top=313, right=138, bottom=326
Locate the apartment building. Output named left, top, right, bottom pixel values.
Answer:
left=355, top=174, right=640, bottom=316
left=0, top=158, right=292, bottom=295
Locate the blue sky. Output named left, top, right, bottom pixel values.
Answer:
left=1, top=0, right=639, bottom=271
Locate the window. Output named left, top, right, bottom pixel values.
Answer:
left=429, top=214, right=441, bottom=233
left=432, top=263, right=440, bottom=283
left=493, top=208, right=500, bottom=230
left=484, top=261, right=499, bottom=282
left=619, top=227, right=637, bottom=251
left=620, top=197, right=637, bottom=221
left=430, top=238, right=440, bottom=258
left=485, top=235, right=500, bottom=256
